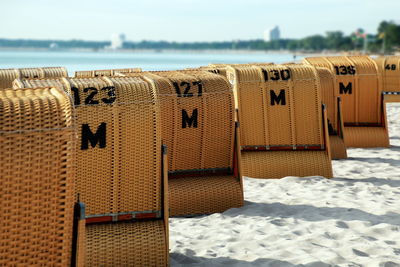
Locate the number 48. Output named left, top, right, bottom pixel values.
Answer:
left=385, top=64, right=397, bottom=71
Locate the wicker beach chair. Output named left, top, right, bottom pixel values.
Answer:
left=226, top=64, right=333, bottom=178
left=14, top=77, right=169, bottom=266
left=374, top=56, right=400, bottom=103
left=195, top=63, right=274, bottom=78
left=270, top=63, right=347, bottom=159
left=75, top=68, right=141, bottom=78
left=0, top=67, right=68, bottom=89
left=0, top=87, right=84, bottom=266
left=135, top=70, right=244, bottom=216
left=304, top=56, right=390, bottom=148
left=314, top=67, right=347, bottom=159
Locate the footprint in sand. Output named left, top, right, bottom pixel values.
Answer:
left=336, top=221, right=349, bottom=229
left=380, top=261, right=400, bottom=267
left=352, top=248, right=369, bottom=257
left=270, top=219, right=286, bottom=226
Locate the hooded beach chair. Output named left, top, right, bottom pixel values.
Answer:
left=129, top=70, right=244, bottom=217
left=75, top=68, right=141, bottom=78
left=314, top=66, right=347, bottom=159
left=195, top=63, right=347, bottom=159
left=304, top=56, right=389, bottom=148
left=14, top=77, right=169, bottom=266
left=0, top=67, right=68, bottom=89
left=0, top=87, right=84, bottom=266
left=374, top=56, right=400, bottom=103
left=226, top=64, right=333, bottom=178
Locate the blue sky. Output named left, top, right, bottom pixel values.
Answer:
left=1, top=0, right=399, bottom=42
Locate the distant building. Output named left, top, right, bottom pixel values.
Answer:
left=264, top=26, right=280, bottom=42
left=110, top=33, right=126, bottom=50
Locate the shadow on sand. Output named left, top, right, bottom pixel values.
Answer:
left=222, top=201, right=400, bottom=227
left=170, top=253, right=333, bottom=267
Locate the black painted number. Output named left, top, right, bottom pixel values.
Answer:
left=71, top=86, right=116, bottom=106
left=262, top=69, right=291, bottom=81
left=385, top=64, right=396, bottom=71
left=334, top=65, right=356, bottom=75
left=173, top=81, right=203, bottom=97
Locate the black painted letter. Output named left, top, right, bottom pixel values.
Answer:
left=182, top=109, right=198, bottom=128
left=339, top=82, right=352, bottom=94
left=270, top=89, right=286, bottom=105
left=81, top=123, right=106, bottom=150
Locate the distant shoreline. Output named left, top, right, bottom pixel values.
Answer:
left=0, top=46, right=343, bottom=56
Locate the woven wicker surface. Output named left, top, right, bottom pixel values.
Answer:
left=227, top=64, right=332, bottom=178
left=169, top=175, right=243, bottom=216
left=86, top=220, right=167, bottom=267
left=374, top=56, right=400, bottom=93
left=76, top=219, right=86, bottom=267
left=194, top=63, right=273, bottom=79
left=146, top=71, right=235, bottom=171
left=15, top=77, right=169, bottom=265
left=142, top=70, right=243, bottom=215
left=0, top=69, right=19, bottom=89
left=241, top=150, right=333, bottom=178
left=229, top=64, right=324, bottom=147
left=344, top=126, right=389, bottom=148
left=304, top=56, right=391, bottom=148
left=75, top=68, right=142, bottom=78
left=0, top=87, right=75, bottom=266
left=304, top=56, right=382, bottom=125
left=15, top=76, right=163, bottom=215
left=315, top=67, right=337, bottom=132
left=42, top=67, right=68, bottom=78
left=329, top=135, right=348, bottom=159
left=16, top=76, right=168, bottom=262
left=0, top=67, right=67, bottom=89
left=314, top=66, right=347, bottom=159
left=383, top=94, right=400, bottom=103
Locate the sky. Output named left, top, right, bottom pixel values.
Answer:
left=1, top=0, right=399, bottom=42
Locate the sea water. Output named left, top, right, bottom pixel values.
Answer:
left=0, top=50, right=302, bottom=75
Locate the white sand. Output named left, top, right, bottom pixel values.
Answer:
left=170, top=103, right=400, bottom=267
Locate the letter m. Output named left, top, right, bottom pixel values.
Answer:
left=182, top=109, right=198, bottom=128
left=339, top=82, right=352, bottom=94
left=270, top=89, right=286, bottom=105
left=81, top=122, right=107, bottom=150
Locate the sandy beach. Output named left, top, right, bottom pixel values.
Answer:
left=170, top=103, right=400, bottom=267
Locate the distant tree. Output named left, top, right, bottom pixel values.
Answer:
left=301, top=35, right=326, bottom=51
left=325, top=31, right=344, bottom=50
left=377, top=21, right=400, bottom=52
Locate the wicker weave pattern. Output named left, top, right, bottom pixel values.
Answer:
left=169, top=175, right=243, bottom=216
left=140, top=71, right=243, bottom=216
left=241, top=150, right=332, bottom=178
left=329, top=135, right=347, bottom=159
left=15, top=77, right=168, bottom=265
left=14, top=77, right=162, bottom=215
left=315, top=67, right=337, bottom=131
left=345, top=126, right=389, bottom=147
left=0, top=69, right=19, bottom=89
left=227, top=64, right=332, bottom=178
left=374, top=56, right=400, bottom=101
left=86, top=220, right=167, bottom=267
left=314, top=66, right=347, bottom=159
left=42, top=67, right=68, bottom=78
left=0, top=67, right=68, bottom=89
left=304, top=56, right=382, bottom=125
left=228, top=64, right=323, bottom=147
left=304, top=56, right=391, bottom=148
left=75, top=68, right=142, bottom=78
left=146, top=71, right=235, bottom=172
left=0, top=87, right=75, bottom=266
